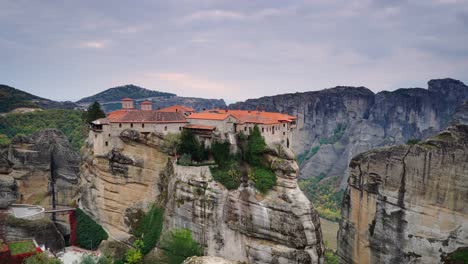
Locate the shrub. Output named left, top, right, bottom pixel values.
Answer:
left=24, top=253, right=63, bottom=264
left=178, top=154, right=192, bottom=166
left=325, top=250, right=340, bottom=264
left=76, top=208, right=108, bottom=250
left=251, top=167, right=276, bottom=194
left=406, top=138, right=420, bottom=145
left=75, top=255, right=113, bottom=264
left=210, top=162, right=241, bottom=190
left=0, top=134, right=10, bottom=147
left=159, top=229, right=203, bottom=264
left=245, top=125, right=266, bottom=167
left=125, top=239, right=144, bottom=264
left=132, top=206, right=164, bottom=254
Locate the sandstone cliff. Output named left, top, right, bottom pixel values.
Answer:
left=229, top=78, right=468, bottom=187
left=0, top=129, right=80, bottom=208
left=337, top=125, right=468, bottom=263
left=80, top=129, right=324, bottom=263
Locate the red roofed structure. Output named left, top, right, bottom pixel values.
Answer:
left=158, top=105, right=195, bottom=116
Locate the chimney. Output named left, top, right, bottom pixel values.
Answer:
left=141, top=101, right=152, bottom=111
left=122, top=98, right=134, bottom=109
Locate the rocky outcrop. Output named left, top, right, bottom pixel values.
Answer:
left=0, top=129, right=80, bottom=208
left=337, top=125, right=468, bottom=263
left=229, top=78, right=468, bottom=187
left=4, top=215, right=65, bottom=252
left=80, top=130, right=324, bottom=263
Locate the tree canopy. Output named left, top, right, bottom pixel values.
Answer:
left=85, top=101, right=106, bottom=123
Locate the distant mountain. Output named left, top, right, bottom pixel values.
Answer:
left=0, top=84, right=77, bottom=113
left=77, top=84, right=226, bottom=112
left=76, top=84, right=176, bottom=104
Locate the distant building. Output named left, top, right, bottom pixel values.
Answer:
left=90, top=98, right=297, bottom=155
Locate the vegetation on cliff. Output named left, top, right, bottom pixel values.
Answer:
left=84, top=102, right=106, bottom=124
left=158, top=229, right=203, bottom=264
left=0, top=109, right=86, bottom=150
left=76, top=208, right=108, bottom=250
left=299, top=175, right=343, bottom=222
left=132, top=205, right=164, bottom=254
left=24, top=253, right=63, bottom=264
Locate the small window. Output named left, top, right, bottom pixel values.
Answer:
left=164, top=126, right=167, bottom=131
left=94, top=134, right=97, bottom=138
left=244, top=127, right=247, bottom=131
left=108, top=134, right=111, bottom=137
left=283, top=124, right=286, bottom=128
left=119, top=123, right=122, bottom=128
left=142, top=124, right=145, bottom=128
left=105, top=141, right=108, bottom=146
left=131, top=123, right=133, bottom=128
left=262, top=128, right=264, bottom=133
left=179, top=127, right=182, bottom=131
left=283, top=132, right=286, bottom=136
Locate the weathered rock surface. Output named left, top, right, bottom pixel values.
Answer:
left=0, top=129, right=80, bottom=208
left=229, top=78, right=468, bottom=187
left=80, top=129, right=324, bottom=263
left=183, top=256, right=242, bottom=264
left=337, top=125, right=468, bottom=264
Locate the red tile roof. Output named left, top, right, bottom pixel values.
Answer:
left=140, top=101, right=152, bottom=105
left=186, top=112, right=234, bottom=121
left=107, top=109, right=187, bottom=123
left=184, top=125, right=216, bottom=130
left=158, top=105, right=195, bottom=113
left=121, top=98, right=134, bottom=101
left=201, top=110, right=296, bottom=125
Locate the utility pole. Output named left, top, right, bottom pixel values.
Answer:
left=50, top=148, right=57, bottom=222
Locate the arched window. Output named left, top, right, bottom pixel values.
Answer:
left=164, top=126, right=167, bottom=131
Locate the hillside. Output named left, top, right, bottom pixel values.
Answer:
left=76, top=84, right=176, bottom=104
left=77, top=84, right=226, bottom=112
left=0, top=84, right=77, bottom=113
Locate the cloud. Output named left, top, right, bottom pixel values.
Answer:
left=154, top=72, right=231, bottom=95
left=180, top=10, right=245, bottom=23
left=79, top=41, right=108, bottom=49
left=179, top=7, right=289, bottom=24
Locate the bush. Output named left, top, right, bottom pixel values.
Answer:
left=132, top=206, right=164, bottom=254
left=210, top=162, right=241, bottom=190
left=76, top=208, right=108, bottom=250
left=0, top=134, right=10, bottom=147
left=159, top=229, right=203, bottom=264
left=125, top=239, right=144, bottom=264
left=406, top=138, right=420, bottom=145
left=24, top=253, right=63, bottom=264
left=251, top=167, right=276, bottom=194
left=75, top=255, right=113, bottom=264
left=178, top=154, right=192, bottom=166
left=325, top=250, right=340, bottom=264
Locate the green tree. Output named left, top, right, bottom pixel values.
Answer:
left=177, top=130, right=207, bottom=162
left=159, top=229, right=203, bottom=264
left=245, top=125, right=266, bottom=166
left=132, top=206, right=164, bottom=254
left=85, top=101, right=106, bottom=123
left=211, top=141, right=231, bottom=168
left=24, top=253, right=63, bottom=264
left=250, top=167, right=276, bottom=194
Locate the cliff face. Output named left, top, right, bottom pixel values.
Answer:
left=0, top=129, right=80, bottom=208
left=80, top=130, right=324, bottom=263
left=337, top=125, right=468, bottom=264
left=229, top=78, right=468, bottom=187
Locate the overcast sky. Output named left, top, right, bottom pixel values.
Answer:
left=1, top=0, right=467, bottom=103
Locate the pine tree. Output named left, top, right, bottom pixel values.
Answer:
left=246, top=125, right=266, bottom=166
left=85, top=101, right=106, bottom=123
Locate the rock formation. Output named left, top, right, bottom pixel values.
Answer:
left=229, top=78, right=468, bottom=187
left=80, top=129, right=324, bottom=263
left=337, top=125, right=468, bottom=263
left=0, top=129, right=80, bottom=208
